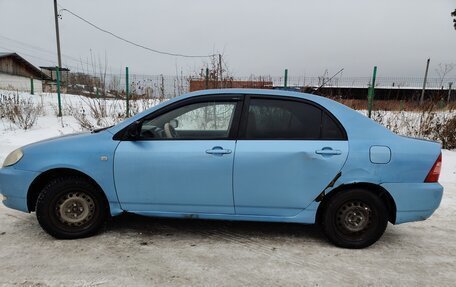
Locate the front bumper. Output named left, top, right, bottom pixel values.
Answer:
left=382, top=182, right=443, bottom=224
left=0, top=167, right=39, bottom=212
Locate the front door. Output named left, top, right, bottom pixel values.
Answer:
left=114, top=97, right=242, bottom=214
left=234, top=97, right=349, bottom=216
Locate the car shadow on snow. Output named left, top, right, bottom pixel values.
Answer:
left=104, top=212, right=326, bottom=243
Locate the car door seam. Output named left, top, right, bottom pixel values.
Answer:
left=111, top=140, right=126, bottom=211
left=231, top=140, right=238, bottom=214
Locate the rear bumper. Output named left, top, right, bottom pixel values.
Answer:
left=381, top=182, right=443, bottom=224
left=0, top=167, right=39, bottom=213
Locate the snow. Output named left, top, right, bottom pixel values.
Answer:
left=1, top=92, right=83, bottom=162
left=0, top=90, right=456, bottom=286
left=441, top=150, right=456, bottom=183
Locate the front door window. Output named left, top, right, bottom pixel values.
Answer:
left=140, top=101, right=237, bottom=139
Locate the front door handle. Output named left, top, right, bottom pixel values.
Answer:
left=315, top=148, right=342, bottom=156
left=206, top=146, right=232, bottom=155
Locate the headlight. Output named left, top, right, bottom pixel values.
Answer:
left=2, top=148, right=23, bottom=167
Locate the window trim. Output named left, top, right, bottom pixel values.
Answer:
left=114, top=95, right=244, bottom=141
left=238, top=95, right=348, bottom=141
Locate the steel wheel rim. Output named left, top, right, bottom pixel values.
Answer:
left=56, top=191, right=95, bottom=227
left=336, top=200, right=372, bottom=234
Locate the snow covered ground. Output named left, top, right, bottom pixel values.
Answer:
left=0, top=91, right=455, bottom=286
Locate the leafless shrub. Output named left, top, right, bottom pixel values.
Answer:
left=72, top=112, right=95, bottom=130
left=440, top=115, right=456, bottom=149
left=174, top=69, right=186, bottom=97
left=158, top=74, right=165, bottom=101
left=370, top=104, right=456, bottom=149
left=192, top=54, right=234, bottom=90
left=72, top=97, right=123, bottom=130
left=71, top=95, right=160, bottom=130
left=50, top=96, right=74, bottom=117
left=126, top=97, right=158, bottom=116
left=0, top=92, right=43, bottom=130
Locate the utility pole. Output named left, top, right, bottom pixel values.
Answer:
left=53, top=0, right=63, bottom=117
left=53, top=0, right=62, bottom=68
left=126, top=67, right=129, bottom=117
left=30, top=77, right=34, bottom=95
left=420, top=58, right=430, bottom=106
left=448, top=82, right=453, bottom=103
left=284, top=69, right=288, bottom=88
left=218, top=54, right=223, bottom=88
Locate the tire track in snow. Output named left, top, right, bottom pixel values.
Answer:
left=154, top=220, right=353, bottom=282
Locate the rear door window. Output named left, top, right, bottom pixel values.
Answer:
left=321, top=111, right=345, bottom=139
left=244, top=98, right=345, bottom=140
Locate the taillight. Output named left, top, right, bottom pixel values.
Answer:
left=424, top=153, right=442, bottom=183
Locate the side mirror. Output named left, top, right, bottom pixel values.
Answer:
left=125, top=121, right=141, bottom=140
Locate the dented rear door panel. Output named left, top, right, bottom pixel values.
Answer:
left=233, top=140, right=348, bottom=216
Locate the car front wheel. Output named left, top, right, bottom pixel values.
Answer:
left=36, top=176, right=108, bottom=239
left=321, top=189, right=388, bottom=249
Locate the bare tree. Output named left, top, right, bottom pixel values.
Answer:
left=174, top=67, right=186, bottom=97
left=318, top=69, right=329, bottom=87
left=435, top=63, right=455, bottom=88
left=97, top=52, right=108, bottom=97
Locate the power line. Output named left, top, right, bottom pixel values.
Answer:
left=0, top=45, right=88, bottom=73
left=59, top=7, right=217, bottom=58
left=0, top=45, right=55, bottom=64
left=0, top=35, right=59, bottom=57
left=0, top=34, right=123, bottom=73
left=0, top=34, right=83, bottom=64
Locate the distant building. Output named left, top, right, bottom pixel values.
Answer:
left=40, top=66, right=70, bottom=93
left=189, top=79, right=273, bottom=92
left=0, top=52, right=49, bottom=93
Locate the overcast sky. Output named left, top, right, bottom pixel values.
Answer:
left=0, top=0, right=455, bottom=78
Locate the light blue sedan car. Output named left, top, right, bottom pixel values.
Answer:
left=0, top=89, right=443, bottom=248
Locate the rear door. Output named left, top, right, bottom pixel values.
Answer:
left=233, top=96, right=348, bottom=216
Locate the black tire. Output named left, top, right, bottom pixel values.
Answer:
left=35, top=176, right=108, bottom=239
left=321, top=189, right=388, bottom=249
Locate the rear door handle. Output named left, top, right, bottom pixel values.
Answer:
left=206, top=146, right=232, bottom=155
left=315, top=149, right=342, bottom=156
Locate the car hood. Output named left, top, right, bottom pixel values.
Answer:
left=15, top=130, right=119, bottom=172
left=21, top=130, right=112, bottom=153
left=22, top=132, right=89, bottom=148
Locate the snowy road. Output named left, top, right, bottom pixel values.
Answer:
left=0, top=141, right=455, bottom=286
left=0, top=183, right=455, bottom=286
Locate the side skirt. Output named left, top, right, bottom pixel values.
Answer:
left=128, top=202, right=319, bottom=224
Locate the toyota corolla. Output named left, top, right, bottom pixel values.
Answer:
left=0, top=89, right=443, bottom=248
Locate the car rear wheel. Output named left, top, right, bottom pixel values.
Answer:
left=36, top=176, right=107, bottom=239
left=321, top=189, right=388, bottom=249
